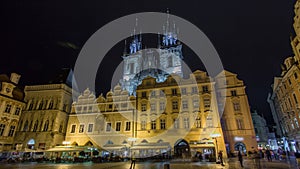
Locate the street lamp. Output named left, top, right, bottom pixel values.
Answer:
left=210, top=133, right=221, bottom=161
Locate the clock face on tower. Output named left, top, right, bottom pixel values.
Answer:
left=6, top=87, right=11, bottom=93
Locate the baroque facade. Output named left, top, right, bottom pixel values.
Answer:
left=66, top=70, right=227, bottom=159
left=0, top=73, right=25, bottom=151
left=215, top=71, right=257, bottom=155
left=13, top=69, right=73, bottom=151
left=268, top=0, right=300, bottom=152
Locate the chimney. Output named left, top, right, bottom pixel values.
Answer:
left=10, top=73, right=21, bottom=84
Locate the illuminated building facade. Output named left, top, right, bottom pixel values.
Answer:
left=0, top=73, right=25, bottom=151
left=215, top=71, right=257, bottom=155
left=268, top=0, right=300, bottom=152
left=13, top=69, right=73, bottom=151
left=65, top=71, right=227, bottom=159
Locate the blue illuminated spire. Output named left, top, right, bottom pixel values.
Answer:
left=129, top=18, right=142, bottom=54
left=162, top=9, right=178, bottom=47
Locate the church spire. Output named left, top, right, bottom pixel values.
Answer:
left=162, top=9, right=178, bottom=47
left=129, top=17, right=142, bottom=54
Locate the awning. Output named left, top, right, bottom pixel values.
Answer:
left=45, top=146, right=86, bottom=152
left=190, top=143, right=215, bottom=148
left=102, top=145, right=127, bottom=151
left=131, top=142, right=171, bottom=150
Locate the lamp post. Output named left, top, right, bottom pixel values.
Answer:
left=210, top=133, right=221, bottom=161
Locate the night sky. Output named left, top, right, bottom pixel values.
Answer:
left=1, top=0, right=296, bottom=125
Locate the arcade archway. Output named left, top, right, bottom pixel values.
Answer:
left=174, top=139, right=190, bottom=158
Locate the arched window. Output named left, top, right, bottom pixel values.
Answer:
left=48, top=101, right=53, bottom=109
left=59, top=123, right=63, bottom=133
left=33, top=120, right=38, bottom=132
left=23, top=120, right=28, bottom=131
left=38, top=101, right=44, bottom=110
left=43, top=120, right=49, bottom=132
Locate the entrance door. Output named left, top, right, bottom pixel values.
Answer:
left=234, top=142, right=246, bottom=154
left=174, top=139, right=190, bottom=158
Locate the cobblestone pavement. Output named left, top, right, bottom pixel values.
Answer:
left=0, top=157, right=299, bottom=169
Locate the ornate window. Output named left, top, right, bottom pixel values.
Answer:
left=4, top=104, right=12, bottom=113
left=233, top=102, right=241, bottom=111
left=184, top=117, right=189, bottom=129
left=14, top=107, right=21, bottom=115
left=8, top=126, right=15, bottom=137
left=0, top=124, right=6, bottom=136
left=141, top=120, right=146, bottom=130
left=172, top=101, right=178, bottom=110
left=71, top=125, right=76, bottom=133
left=196, top=117, right=201, bottom=128
left=106, top=123, right=111, bottom=132
left=116, top=122, right=121, bottom=131
left=43, top=120, right=49, bottom=132
left=33, top=120, right=38, bottom=132
left=182, top=100, right=188, bottom=109
left=236, top=119, right=244, bottom=130
left=141, top=103, right=147, bottom=112
left=151, top=120, right=156, bottom=130
left=125, top=122, right=131, bottom=131
left=160, top=119, right=166, bottom=129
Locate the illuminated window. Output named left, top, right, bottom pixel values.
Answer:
left=150, top=103, right=156, bottom=111
left=204, top=98, right=210, bottom=108
left=142, top=92, right=147, bottom=98
left=4, top=104, right=12, bottom=113
left=192, top=87, right=198, bottom=94
left=38, top=101, right=44, bottom=110
left=231, top=90, right=237, bottom=96
left=236, top=119, right=244, bottom=130
left=116, top=122, right=121, bottom=131
left=202, top=85, right=209, bottom=92
left=43, top=120, right=49, bottom=132
left=182, top=100, right=188, bottom=109
left=159, top=102, right=165, bottom=111
left=206, top=115, right=213, bottom=128
left=141, top=103, right=147, bottom=112
left=160, top=119, right=166, bottom=129
left=71, top=125, right=76, bottom=133
left=172, top=101, right=178, bottom=110
left=79, top=124, right=84, bottom=133
left=141, top=120, right=146, bottom=130
left=174, top=118, right=179, bottom=129
left=233, top=102, right=241, bottom=111
left=23, top=120, right=28, bottom=131
left=151, top=120, right=156, bottom=130
left=151, top=91, right=156, bottom=97
left=125, top=122, right=131, bottom=131
left=181, top=88, right=187, bottom=95
left=8, top=126, right=15, bottom=137
left=184, top=118, right=190, bottom=129
left=88, top=124, right=94, bottom=132
left=193, top=100, right=199, bottom=108
left=0, top=124, right=6, bottom=136
left=172, top=88, right=177, bottom=96
left=106, top=123, right=111, bottom=132
left=33, top=120, right=38, bottom=132
left=48, top=101, right=53, bottom=109
left=14, top=107, right=21, bottom=115
left=196, top=117, right=201, bottom=128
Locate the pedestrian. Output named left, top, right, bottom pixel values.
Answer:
left=218, top=150, right=225, bottom=166
left=129, top=152, right=136, bottom=169
left=266, top=149, right=272, bottom=162
left=238, top=151, right=243, bottom=168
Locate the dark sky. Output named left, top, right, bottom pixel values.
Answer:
left=1, top=0, right=296, bottom=125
